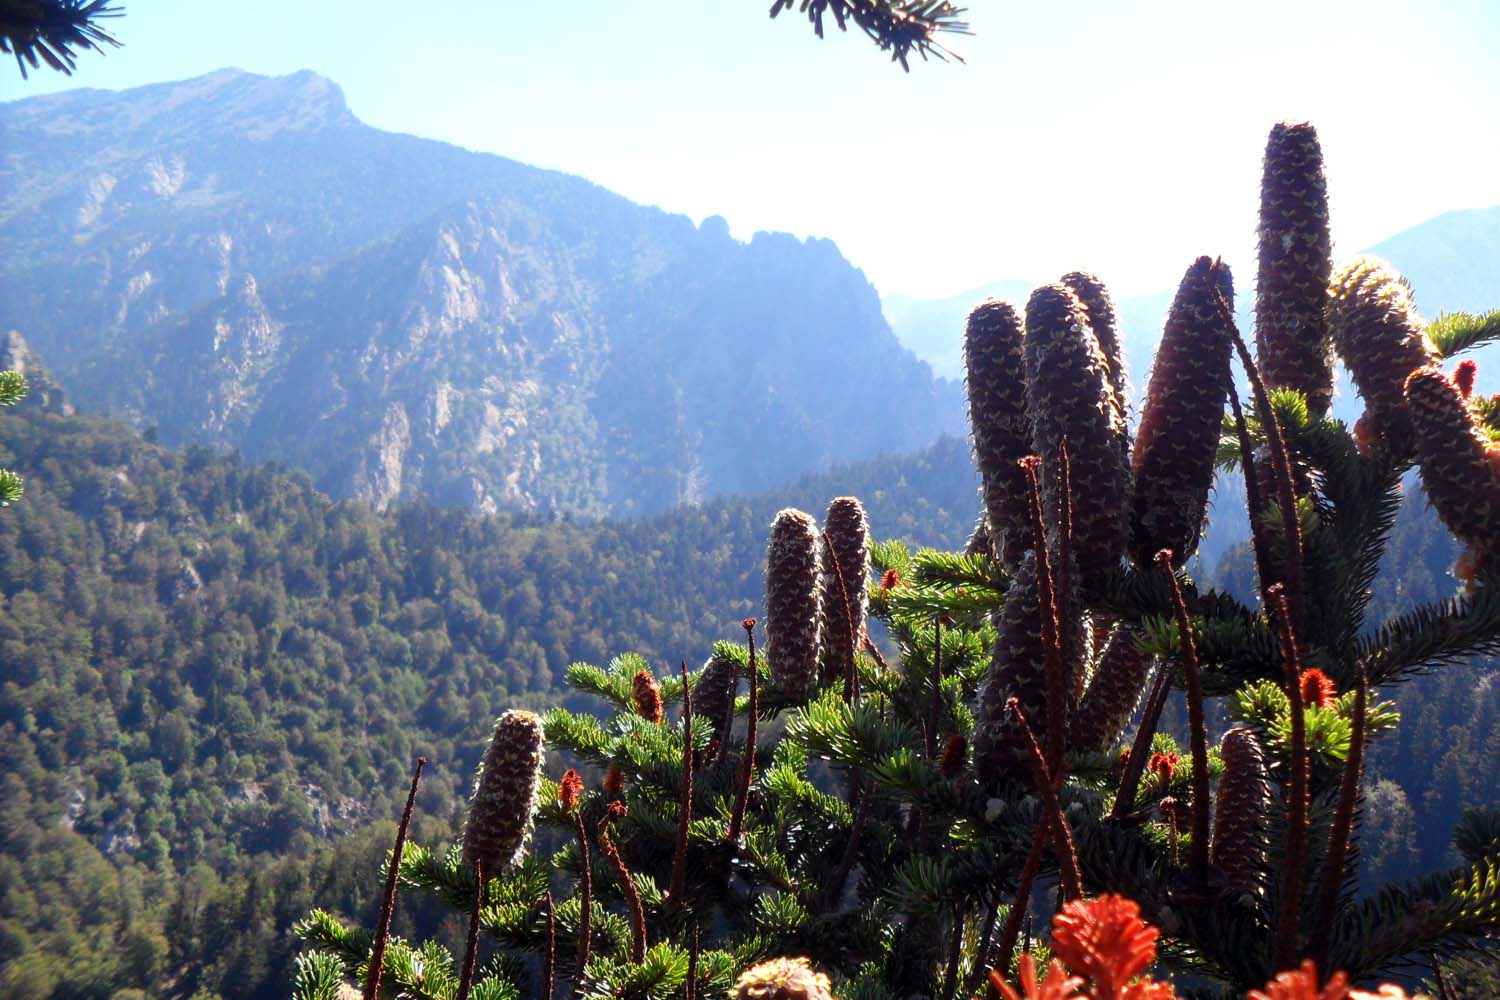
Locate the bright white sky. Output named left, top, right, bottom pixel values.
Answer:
left=5, top=0, right=1498, bottom=299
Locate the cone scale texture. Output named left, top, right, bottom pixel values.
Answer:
left=1211, top=727, right=1271, bottom=894
left=1130, top=257, right=1235, bottom=567
left=973, top=552, right=1083, bottom=789
left=1024, top=284, right=1131, bottom=595
left=964, top=299, right=1035, bottom=570
left=1255, top=122, right=1335, bottom=417
left=1060, top=270, right=1130, bottom=441
left=693, top=649, right=739, bottom=752
left=765, top=508, right=821, bottom=703
left=817, top=496, right=870, bottom=689
left=1070, top=624, right=1152, bottom=755
left=1329, top=257, right=1438, bottom=446
left=462, top=710, right=544, bottom=874
left=1405, top=367, right=1500, bottom=552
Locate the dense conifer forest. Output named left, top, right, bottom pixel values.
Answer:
left=0, top=388, right=981, bottom=1000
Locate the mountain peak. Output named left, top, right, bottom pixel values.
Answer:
left=1, top=67, right=355, bottom=141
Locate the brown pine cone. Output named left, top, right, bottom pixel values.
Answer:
left=1329, top=257, right=1438, bottom=451
left=1255, top=122, right=1335, bottom=417
left=1070, top=624, right=1151, bottom=754
left=766, top=508, right=821, bottom=704
left=1211, top=727, right=1271, bottom=895
left=463, top=709, right=544, bottom=874
left=1024, top=284, right=1131, bottom=597
left=817, top=496, right=870, bottom=689
left=1405, top=366, right=1500, bottom=553
left=1130, top=257, right=1235, bottom=567
left=964, top=299, right=1035, bottom=570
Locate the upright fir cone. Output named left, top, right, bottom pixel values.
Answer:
left=1069, top=624, right=1152, bottom=754
left=693, top=646, right=739, bottom=754
left=765, top=508, right=821, bottom=704
left=817, top=496, right=870, bottom=689
left=964, top=299, right=1035, bottom=570
left=1404, top=367, right=1500, bottom=557
left=732, top=957, right=834, bottom=1000
left=463, top=710, right=544, bottom=875
left=1060, top=271, right=1130, bottom=442
left=964, top=513, right=994, bottom=560
left=1329, top=257, right=1438, bottom=450
left=1256, top=122, right=1335, bottom=417
left=1129, top=257, right=1235, bottom=567
left=1211, top=727, right=1271, bottom=895
left=973, top=552, right=1081, bottom=789
left=1024, top=284, right=1131, bottom=596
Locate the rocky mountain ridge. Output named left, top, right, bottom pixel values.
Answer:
left=0, top=69, right=963, bottom=516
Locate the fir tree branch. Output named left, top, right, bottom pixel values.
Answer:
left=1, top=0, right=121, bottom=78
left=1428, top=309, right=1500, bottom=359
left=768, top=0, right=970, bottom=70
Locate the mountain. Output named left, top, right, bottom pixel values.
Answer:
left=0, top=69, right=964, bottom=517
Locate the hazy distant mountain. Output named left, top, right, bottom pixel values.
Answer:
left=0, top=69, right=963, bottom=516
left=881, top=204, right=1500, bottom=404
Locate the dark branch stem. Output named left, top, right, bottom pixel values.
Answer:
left=1006, top=699, right=1082, bottom=899
left=365, top=756, right=425, bottom=1000
left=728, top=619, right=759, bottom=844
left=541, top=891, right=555, bottom=1000
left=1308, top=660, right=1368, bottom=969
left=1155, top=553, right=1210, bottom=887
left=668, top=658, right=694, bottom=906
left=1111, top=663, right=1172, bottom=820
left=1270, top=586, right=1310, bottom=971
left=456, top=859, right=484, bottom=1000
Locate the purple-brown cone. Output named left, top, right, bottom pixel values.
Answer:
left=1061, top=270, right=1130, bottom=441
left=1256, top=122, right=1334, bottom=417
left=1404, top=367, right=1500, bottom=554
left=817, top=496, right=870, bottom=689
left=1024, top=284, right=1131, bottom=595
left=964, top=299, right=1035, bottom=570
left=1329, top=257, right=1438, bottom=450
left=1130, top=257, right=1235, bottom=567
left=766, top=508, right=821, bottom=704
left=1070, top=624, right=1152, bottom=755
left=973, top=552, right=1084, bottom=790
left=1211, top=727, right=1271, bottom=894
left=463, top=709, right=544, bottom=874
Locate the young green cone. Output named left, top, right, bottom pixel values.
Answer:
left=1129, top=257, right=1235, bottom=567
left=1211, top=727, right=1271, bottom=895
left=1024, top=284, right=1131, bottom=595
left=462, top=710, right=544, bottom=875
left=732, top=957, right=834, bottom=1000
left=766, top=508, right=821, bottom=704
left=817, top=496, right=869, bottom=689
left=963, top=299, right=1034, bottom=570
left=1256, top=122, right=1334, bottom=417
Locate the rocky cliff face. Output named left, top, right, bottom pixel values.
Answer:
left=1, top=69, right=963, bottom=515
